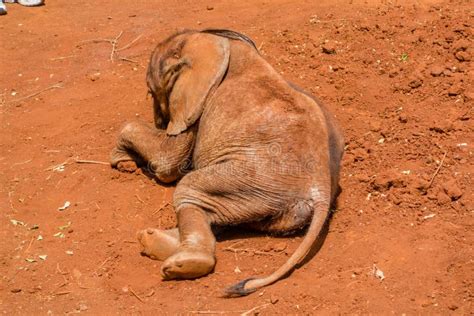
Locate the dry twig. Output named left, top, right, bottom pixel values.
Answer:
left=128, top=286, right=145, bottom=303
left=428, top=151, right=447, bottom=188
left=9, top=82, right=64, bottom=104
left=50, top=55, right=75, bottom=61
left=53, top=291, right=71, bottom=296
left=116, top=34, right=142, bottom=52
left=94, top=256, right=111, bottom=275
left=135, top=194, right=145, bottom=204
left=75, top=159, right=109, bottom=165
left=152, top=202, right=171, bottom=215
left=224, top=247, right=273, bottom=256
left=23, top=237, right=35, bottom=254
left=77, top=31, right=142, bottom=62
left=240, top=304, right=271, bottom=316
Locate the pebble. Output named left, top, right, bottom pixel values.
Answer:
left=448, top=304, right=458, bottom=311
left=447, top=84, right=463, bottom=96
left=409, top=77, right=423, bottom=89
left=11, top=288, right=22, bottom=293
left=399, top=114, right=408, bottom=123
left=372, top=170, right=405, bottom=192
left=87, top=72, right=101, bottom=82
left=273, top=242, right=287, bottom=252
left=442, top=180, right=463, bottom=200
left=322, top=42, right=336, bottom=54
left=455, top=51, right=470, bottom=62
left=436, top=191, right=451, bottom=205
left=78, top=303, right=88, bottom=311
left=429, top=65, right=444, bottom=77
left=351, top=148, right=368, bottom=162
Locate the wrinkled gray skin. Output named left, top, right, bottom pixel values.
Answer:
left=110, top=29, right=344, bottom=296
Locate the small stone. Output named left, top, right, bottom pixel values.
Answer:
left=448, top=304, right=458, bottom=311
left=430, top=65, right=444, bottom=77
left=409, top=77, right=423, bottom=89
left=388, top=69, right=399, bottom=78
left=442, top=180, right=463, bottom=201
left=322, top=42, right=336, bottom=54
left=453, top=39, right=469, bottom=52
left=455, top=51, right=470, bottom=62
left=430, top=120, right=453, bottom=133
left=87, top=72, right=101, bottom=82
left=270, top=295, right=279, bottom=304
left=369, top=121, right=382, bottom=132
left=412, top=179, right=429, bottom=195
left=273, top=242, right=287, bottom=252
left=78, top=303, right=88, bottom=311
left=464, top=92, right=474, bottom=102
left=351, top=148, right=368, bottom=162
left=436, top=191, right=451, bottom=205
left=11, top=288, right=22, bottom=293
left=372, top=170, right=405, bottom=192
left=206, top=6, right=214, bottom=10
left=443, top=69, right=452, bottom=77
left=447, top=84, right=463, bottom=96
left=421, top=300, right=432, bottom=307
left=398, top=114, right=408, bottom=123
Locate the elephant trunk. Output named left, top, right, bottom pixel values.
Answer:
left=224, top=197, right=330, bottom=297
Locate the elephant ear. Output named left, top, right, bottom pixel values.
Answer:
left=167, top=33, right=230, bottom=135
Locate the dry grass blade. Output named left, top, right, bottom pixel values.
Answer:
left=9, top=83, right=64, bottom=104
left=128, top=286, right=145, bottom=303
left=75, top=159, right=110, bottom=165
left=428, top=151, right=447, bottom=188
left=116, top=34, right=142, bottom=52
left=240, top=303, right=271, bottom=316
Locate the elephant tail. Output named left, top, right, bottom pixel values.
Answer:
left=223, top=197, right=330, bottom=297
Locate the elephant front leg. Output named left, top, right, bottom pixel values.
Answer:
left=160, top=205, right=216, bottom=280
left=110, top=121, right=195, bottom=183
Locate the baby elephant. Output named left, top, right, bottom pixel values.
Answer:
left=110, top=29, right=344, bottom=296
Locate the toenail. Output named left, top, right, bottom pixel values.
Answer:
left=146, top=228, right=154, bottom=234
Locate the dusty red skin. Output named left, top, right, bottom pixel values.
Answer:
left=112, top=30, right=344, bottom=295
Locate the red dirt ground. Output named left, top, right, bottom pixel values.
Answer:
left=1, top=0, right=472, bottom=314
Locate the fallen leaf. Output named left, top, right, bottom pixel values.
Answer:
left=58, top=222, right=71, bottom=230
left=372, top=264, right=385, bottom=281
left=58, top=201, right=71, bottom=211
left=10, top=219, right=25, bottom=226
left=423, top=214, right=436, bottom=220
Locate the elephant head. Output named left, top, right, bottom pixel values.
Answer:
left=146, top=30, right=230, bottom=135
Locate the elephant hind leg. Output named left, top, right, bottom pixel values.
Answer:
left=249, top=200, right=313, bottom=235
left=137, top=228, right=180, bottom=261
left=160, top=205, right=216, bottom=280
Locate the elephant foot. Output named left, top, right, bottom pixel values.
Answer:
left=160, top=249, right=215, bottom=280
left=137, top=228, right=180, bottom=261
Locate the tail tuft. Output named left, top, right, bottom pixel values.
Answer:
left=222, top=278, right=257, bottom=297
